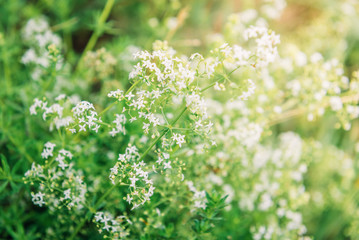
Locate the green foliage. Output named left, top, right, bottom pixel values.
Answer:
left=192, top=192, right=228, bottom=238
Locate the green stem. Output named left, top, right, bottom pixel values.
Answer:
left=58, top=128, right=65, bottom=148
left=76, top=0, right=115, bottom=70
left=41, top=62, right=57, bottom=95
left=85, top=0, right=115, bottom=53
left=138, top=74, right=235, bottom=162
left=98, top=80, right=140, bottom=117
left=69, top=182, right=122, bottom=240
left=200, top=65, right=241, bottom=93
left=94, top=183, right=118, bottom=209
left=98, top=101, right=118, bottom=117
left=138, top=106, right=188, bottom=162
left=69, top=217, right=86, bottom=240
left=51, top=17, right=79, bottom=32
left=228, top=65, right=241, bottom=76
left=158, top=125, right=191, bottom=131
left=125, top=80, right=140, bottom=95
left=1, top=41, right=11, bottom=95
left=200, top=82, right=217, bottom=93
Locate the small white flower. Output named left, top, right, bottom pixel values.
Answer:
left=31, top=192, right=46, bottom=207
left=63, top=189, right=71, bottom=200
left=156, top=157, right=163, bottom=165
left=329, top=96, right=343, bottom=111
left=164, top=161, right=172, bottom=169
left=172, top=133, right=186, bottom=147
left=126, top=194, right=133, bottom=204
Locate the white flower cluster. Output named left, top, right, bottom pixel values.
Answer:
left=24, top=142, right=87, bottom=211
left=305, top=141, right=355, bottom=211
left=153, top=151, right=173, bottom=171
left=25, top=162, right=45, bottom=179
left=224, top=117, right=263, bottom=149
left=22, top=17, right=61, bottom=48
left=107, top=89, right=124, bottom=99
left=243, top=26, right=280, bottom=67
left=109, top=85, right=166, bottom=136
left=69, top=101, right=101, bottom=133
left=186, top=181, right=207, bottom=211
left=119, top=45, right=142, bottom=72
left=105, top=28, right=280, bottom=152
left=84, top=47, right=117, bottom=79
left=21, top=17, right=62, bottom=79
left=238, top=132, right=308, bottom=238
left=239, top=79, right=256, bottom=101
left=288, top=55, right=348, bottom=102
left=110, top=48, right=223, bottom=145
left=41, top=141, right=57, bottom=159
left=171, top=133, right=186, bottom=148
left=193, top=101, right=312, bottom=237
left=251, top=220, right=306, bottom=240
left=94, top=211, right=131, bottom=239
left=109, top=145, right=155, bottom=210
left=29, top=96, right=74, bottom=131
left=282, top=54, right=359, bottom=129
left=185, top=91, right=209, bottom=121
left=31, top=192, right=46, bottom=207
left=329, top=96, right=343, bottom=111
left=29, top=95, right=101, bottom=133
left=206, top=43, right=358, bottom=133
left=218, top=43, right=251, bottom=70
left=214, top=27, right=279, bottom=72
left=109, top=114, right=127, bottom=137
left=129, top=50, right=209, bottom=123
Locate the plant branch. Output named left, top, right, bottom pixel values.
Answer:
left=76, top=0, right=115, bottom=71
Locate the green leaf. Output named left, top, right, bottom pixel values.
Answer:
left=9, top=181, right=20, bottom=192
left=0, top=180, right=8, bottom=193
left=11, top=158, right=24, bottom=175
left=1, top=154, right=10, bottom=175
left=205, top=191, right=212, bottom=202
